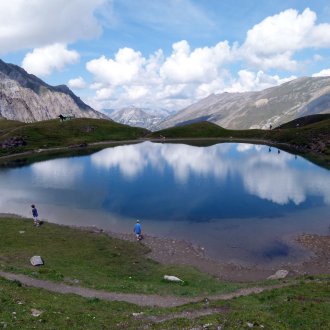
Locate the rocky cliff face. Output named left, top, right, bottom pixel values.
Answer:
left=157, top=77, right=330, bottom=130
left=0, top=59, right=107, bottom=122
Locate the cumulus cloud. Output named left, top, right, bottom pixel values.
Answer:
left=86, top=8, right=330, bottom=110
left=68, top=77, right=87, bottom=89
left=22, top=44, right=79, bottom=76
left=242, top=8, right=330, bottom=70
left=86, top=40, right=298, bottom=110
left=225, top=70, right=296, bottom=93
left=0, top=0, right=106, bottom=53
left=160, top=40, right=231, bottom=83
left=312, top=69, right=330, bottom=77
left=86, top=40, right=237, bottom=110
left=86, top=48, right=145, bottom=86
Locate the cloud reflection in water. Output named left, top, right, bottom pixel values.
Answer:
left=91, top=142, right=330, bottom=206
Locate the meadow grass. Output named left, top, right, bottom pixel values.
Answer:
left=0, top=217, right=242, bottom=297
left=0, top=274, right=329, bottom=329
left=0, top=118, right=148, bottom=157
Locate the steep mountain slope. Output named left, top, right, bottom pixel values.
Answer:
left=109, top=106, right=173, bottom=130
left=157, top=77, right=330, bottom=130
left=0, top=59, right=107, bottom=122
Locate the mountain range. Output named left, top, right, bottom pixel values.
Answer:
left=105, top=106, right=174, bottom=130
left=156, top=76, right=330, bottom=130
left=1, top=58, right=329, bottom=130
left=0, top=59, right=106, bottom=122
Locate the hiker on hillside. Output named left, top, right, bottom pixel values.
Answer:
left=133, top=220, right=142, bottom=241
left=31, top=204, right=39, bottom=226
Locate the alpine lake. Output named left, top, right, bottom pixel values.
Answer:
left=1, top=141, right=329, bottom=267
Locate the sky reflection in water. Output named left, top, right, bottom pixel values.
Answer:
left=0, top=142, right=329, bottom=265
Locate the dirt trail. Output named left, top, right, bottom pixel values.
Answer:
left=0, top=271, right=289, bottom=308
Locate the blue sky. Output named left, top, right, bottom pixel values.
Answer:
left=1, top=0, right=330, bottom=111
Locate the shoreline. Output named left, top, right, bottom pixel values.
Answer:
left=1, top=213, right=329, bottom=282
left=0, top=136, right=325, bottom=162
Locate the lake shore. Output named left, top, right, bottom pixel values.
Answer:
left=3, top=213, right=327, bottom=282
left=107, top=228, right=330, bottom=282
left=0, top=136, right=329, bottom=170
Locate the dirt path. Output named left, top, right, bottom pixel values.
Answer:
left=0, top=271, right=289, bottom=308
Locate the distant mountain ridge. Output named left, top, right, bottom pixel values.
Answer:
left=107, top=106, right=174, bottom=130
left=0, top=59, right=107, bottom=122
left=156, top=76, right=330, bottom=130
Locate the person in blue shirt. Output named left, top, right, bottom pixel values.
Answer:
left=31, top=204, right=39, bottom=226
left=134, top=220, right=142, bottom=241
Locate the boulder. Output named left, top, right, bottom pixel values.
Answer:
left=163, top=275, right=183, bottom=282
left=267, top=269, right=289, bottom=280
left=30, top=256, right=44, bottom=266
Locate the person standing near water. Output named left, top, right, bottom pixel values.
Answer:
left=134, top=220, right=142, bottom=241
left=31, top=204, right=39, bottom=226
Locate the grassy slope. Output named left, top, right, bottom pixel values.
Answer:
left=0, top=275, right=329, bottom=329
left=1, top=117, right=329, bottom=168
left=0, top=118, right=148, bottom=157
left=0, top=217, right=241, bottom=297
left=1, top=217, right=329, bottom=329
left=276, top=113, right=330, bottom=129
left=150, top=119, right=330, bottom=167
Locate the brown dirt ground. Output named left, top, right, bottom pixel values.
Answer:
left=105, top=229, right=330, bottom=282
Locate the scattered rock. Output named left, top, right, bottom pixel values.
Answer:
left=19, top=231, right=25, bottom=234
left=30, top=256, right=44, bottom=266
left=1, top=136, right=26, bottom=149
left=0, top=322, right=7, bottom=328
left=132, top=312, right=144, bottom=317
left=267, top=269, right=289, bottom=280
left=163, top=275, right=183, bottom=282
left=31, top=309, right=43, bottom=317
left=247, top=322, right=254, bottom=328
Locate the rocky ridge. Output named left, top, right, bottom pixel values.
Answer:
left=157, top=76, right=330, bottom=130
left=0, top=59, right=107, bottom=122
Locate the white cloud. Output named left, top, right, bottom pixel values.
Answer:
left=312, top=69, right=330, bottom=77
left=68, top=77, right=87, bottom=89
left=225, top=70, right=296, bottom=93
left=313, top=54, right=323, bottom=61
left=81, top=7, right=330, bottom=110
left=242, top=8, right=330, bottom=70
left=0, top=0, right=106, bottom=53
left=86, top=40, right=236, bottom=110
left=160, top=40, right=231, bottom=83
left=86, top=48, right=145, bottom=86
left=22, top=44, right=79, bottom=76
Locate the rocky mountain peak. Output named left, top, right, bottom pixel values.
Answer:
left=0, top=59, right=107, bottom=122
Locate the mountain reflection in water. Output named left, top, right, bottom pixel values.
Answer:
left=0, top=142, right=329, bottom=265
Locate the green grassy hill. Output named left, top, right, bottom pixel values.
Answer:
left=150, top=118, right=330, bottom=167
left=0, top=118, right=148, bottom=157
left=275, top=114, right=330, bottom=129
left=1, top=116, right=329, bottom=168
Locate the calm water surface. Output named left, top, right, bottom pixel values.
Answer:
left=1, top=142, right=329, bottom=266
